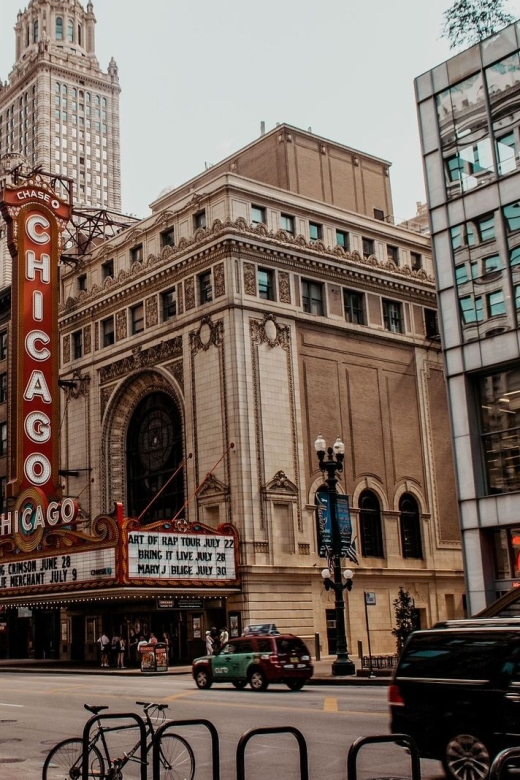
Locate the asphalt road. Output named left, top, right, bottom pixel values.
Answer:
left=0, top=672, right=443, bottom=780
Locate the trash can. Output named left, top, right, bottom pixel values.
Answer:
left=139, top=642, right=168, bottom=673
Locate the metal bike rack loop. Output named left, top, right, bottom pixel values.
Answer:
left=153, top=718, right=220, bottom=780
left=490, top=747, right=520, bottom=780
left=347, top=735, right=421, bottom=780
left=82, top=712, right=147, bottom=780
left=236, top=726, right=309, bottom=780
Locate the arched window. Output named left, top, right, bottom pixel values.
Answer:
left=26, top=25, right=30, bottom=47
left=67, top=19, right=74, bottom=42
left=359, top=490, right=384, bottom=558
left=33, top=20, right=39, bottom=43
left=56, top=17, right=63, bottom=40
left=399, top=493, right=422, bottom=559
left=126, top=392, right=184, bottom=524
left=78, top=24, right=82, bottom=46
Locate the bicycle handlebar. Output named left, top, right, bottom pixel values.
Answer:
left=135, top=701, right=169, bottom=711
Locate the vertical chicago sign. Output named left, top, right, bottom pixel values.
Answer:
left=0, top=177, right=76, bottom=550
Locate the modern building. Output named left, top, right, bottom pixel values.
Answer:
left=415, top=22, right=520, bottom=614
left=0, top=123, right=464, bottom=663
left=0, top=0, right=121, bottom=287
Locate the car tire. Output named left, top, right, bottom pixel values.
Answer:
left=194, top=667, right=213, bottom=689
left=443, top=732, right=492, bottom=780
left=232, top=680, right=247, bottom=690
left=249, top=667, right=268, bottom=691
left=286, top=679, right=305, bottom=691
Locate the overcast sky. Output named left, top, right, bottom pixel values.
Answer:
left=2, top=0, right=520, bottom=222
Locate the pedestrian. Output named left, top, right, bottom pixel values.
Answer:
left=219, top=626, right=229, bottom=646
left=149, top=632, right=158, bottom=645
left=110, top=634, right=119, bottom=667
left=117, top=637, right=126, bottom=668
left=97, top=632, right=110, bottom=667
left=205, top=630, right=214, bottom=655
left=162, top=631, right=170, bottom=661
left=211, top=626, right=221, bottom=653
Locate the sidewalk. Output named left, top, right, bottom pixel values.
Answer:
left=0, top=656, right=391, bottom=685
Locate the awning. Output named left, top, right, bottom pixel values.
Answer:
left=0, top=586, right=241, bottom=608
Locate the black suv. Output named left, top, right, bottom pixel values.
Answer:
left=389, top=619, right=520, bottom=780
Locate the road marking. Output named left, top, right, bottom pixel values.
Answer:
left=324, top=697, right=338, bottom=712
left=0, top=702, right=23, bottom=707
left=162, top=691, right=198, bottom=702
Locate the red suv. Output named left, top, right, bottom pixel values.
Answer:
left=192, top=633, right=313, bottom=691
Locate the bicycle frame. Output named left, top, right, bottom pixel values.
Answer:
left=82, top=711, right=148, bottom=780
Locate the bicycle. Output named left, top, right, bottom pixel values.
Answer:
left=42, top=700, right=195, bottom=780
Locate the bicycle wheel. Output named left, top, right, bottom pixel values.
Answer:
left=149, top=734, right=195, bottom=780
left=43, top=737, right=105, bottom=780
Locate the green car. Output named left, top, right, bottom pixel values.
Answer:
left=192, top=633, right=313, bottom=691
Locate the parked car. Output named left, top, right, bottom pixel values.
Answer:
left=192, top=633, right=313, bottom=691
left=389, top=618, right=520, bottom=780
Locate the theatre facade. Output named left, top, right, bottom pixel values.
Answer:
left=0, top=126, right=465, bottom=662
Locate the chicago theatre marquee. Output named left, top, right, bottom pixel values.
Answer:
left=0, top=176, right=240, bottom=662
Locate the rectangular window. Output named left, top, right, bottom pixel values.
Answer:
left=101, top=259, right=114, bottom=280
left=0, top=422, right=6, bottom=456
left=476, top=213, right=495, bottom=242
left=251, top=205, right=266, bottom=225
left=309, top=222, right=323, bottom=241
left=0, top=331, right=7, bottom=361
left=280, top=214, right=295, bottom=235
left=102, top=316, right=114, bottom=347
left=130, top=244, right=143, bottom=264
left=425, top=309, right=439, bottom=339
left=383, top=300, right=404, bottom=333
left=374, top=208, right=385, bottom=221
left=130, top=303, right=144, bottom=335
left=343, top=289, right=365, bottom=325
left=258, top=268, right=275, bottom=301
left=387, top=245, right=399, bottom=264
left=194, top=210, right=206, bottom=230
left=410, top=252, right=423, bottom=271
left=479, top=368, right=520, bottom=494
left=504, top=201, right=520, bottom=233
left=77, top=274, right=87, bottom=292
left=160, top=227, right=174, bottom=248
left=362, top=237, right=374, bottom=258
left=199, top=271, right=212, bottom=303
left=336, top=230, right=349, bottom=250
left=72, top=330, right=83, bottom=359
left=460, top=295, right=484, bottom=324
left=162, top=288, right=177, bottom=320
left=302, top=279, right=324, bottom=316
left=0, top=373, right=7, bottom=403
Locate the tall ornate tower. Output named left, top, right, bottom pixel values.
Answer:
left=0, top=0, right=121, bottom=286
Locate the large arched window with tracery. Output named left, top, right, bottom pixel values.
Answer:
left=359, top=490, right=384, bottom=558
left=399, top=493, right=423, bottom=559
left=126, top=392, right=184, bottom=524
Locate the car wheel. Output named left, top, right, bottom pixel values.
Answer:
left=232, top=680, right=247, bottom=690
left=286, top=679, right=305, bottom=691
left=194, top=667, right=213, bottom=689
left=443, top=732, right=491, bottom=780
left=249, top=668, right=268, bottom=691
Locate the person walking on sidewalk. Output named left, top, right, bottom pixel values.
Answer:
left=117, top=637, right=126, bottom=668
left=97, top=633, right=110, bottom=667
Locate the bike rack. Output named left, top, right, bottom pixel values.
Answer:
left=152, top=718, right=220, bottom=780
left=347, top=735, right=421, bottom=780
left=236, top=726, right=309, bottom=780
left=489, top=747, right=520, bottom=780
left=82, top=712, right=147, bottom=780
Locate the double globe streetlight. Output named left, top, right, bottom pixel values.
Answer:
left=315, top=434, right=356, bottom=676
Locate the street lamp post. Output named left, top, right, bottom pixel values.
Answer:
left=315, top=434, right=356, bottom=677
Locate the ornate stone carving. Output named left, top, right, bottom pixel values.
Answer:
left=94, top=322, right=99, bottom=351
left=63, top=371, right=90, bottom=400
left=145, top=295, right=158, bottom=328
left=99, top=336, right=182, bottom=384
left=214, top=262, right=225, bottom=298
left=253, top=541, right=269, bottom=553
left=198, top=474, right=229, bottom=498
left=190, top=316, right=224, bottom=355
left=84, top=324, right=92, bottom=355
left=100, top=385, right=115, bottom=415
left=278, top=271, right=291, bottom=304
left=177, top=282, right=184, bottom=315
left=63, top=334, right=70, bottom=364
left=166, top=359, right=184, bottom=391
left=298, top=544, right=311, bottom=555
left=116, top=310, right=127, bottom=341
left=250, top=313, right=290, bottom=351
left=184, top=277, right=195, bottom=310
left=263, top=470, right=298, bottom=495
left=244, top=262, right=256, bottom=295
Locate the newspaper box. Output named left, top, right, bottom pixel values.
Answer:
left=139, top=642, right=168, bottom=673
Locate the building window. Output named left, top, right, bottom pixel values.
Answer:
left=0, top=373, right=7, bottom=403
left=309, top=222, right=323, bottom=241
left=56, top=17, right=63, bottom=40
left=359, top=490, right=384, bottom=558
left=0, top=422, right=6, bottom=457
left=343, top=289, right=365, bottom=325
left=199, top=271, right=212, bottom=304
left=162, top=288, right=177, bottom=321
left=78, top=274, right=87, bottom=292
left=387, top=244, right=399, bottom=264
left=503, top=201, right=520, bottom=233
left=251, top=205, right=266, bottom=225
left=0, top=476, right=5, bottom=513
left=425, top=309, right=439, bottom=339
left=102, top=259, right=114, bottom=280
left=280, top=214, right=295, bottom=235
left=0, top=331, right=7, bottom=361
left=336, top=230, right=350, bottom=250
left=374, top=208, right=385, bottom=221
left=410, top=252, right=423, bottom=271
left=72, top=330, right=83, bottom=359
left=33, top=20, right=39, bottom=43
left=362, top=237, right=375, bottom=258
left=130, top=244, right=143, bottom=265
left=160, top=228, right=174, bottom=248
left=302, top=279, right=324, bottom=315
left=476, top=213, right=495, bottom=242
left=383, top=300, right=404, bottom=333
left=131, top=303, right=144, bottom=335
left=67, top=19, right=74, bottom=42
left=399, top=494, right=422, bottom=559
left=102, top=317, right=114, bottom=347
left=258, top=268, right=275, bottom=301
left=194, top=210, right=206, bottom=230
left=479, top=368, right=520, bottom=494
